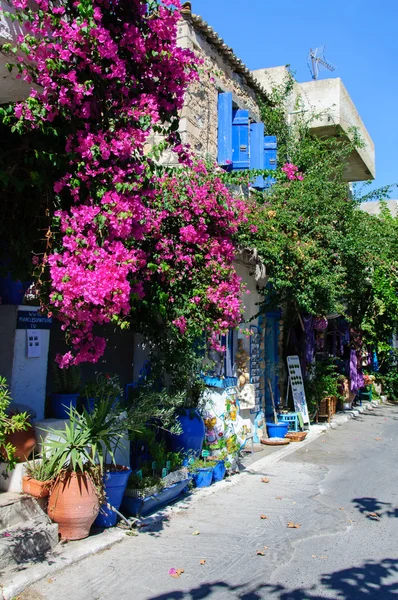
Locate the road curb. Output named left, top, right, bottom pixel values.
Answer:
left=1, top=400, right=385, bottom=599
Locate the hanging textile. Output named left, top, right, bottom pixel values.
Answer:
left=303, top=315, right=315, bottom=373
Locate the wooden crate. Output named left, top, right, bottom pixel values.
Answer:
left=316, top=396, right=337, bottom=423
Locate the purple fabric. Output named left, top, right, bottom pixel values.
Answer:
left=332, top=326, right=337, bottom=357
left=350, top=348, right=358, bottom=393
left=303, top=315, right=315, bottom=372
left=338, top=319, right=350, bottom=354
left=357, top=362, right=364, bottom=390
left=314, top=316, right=328, bottom=331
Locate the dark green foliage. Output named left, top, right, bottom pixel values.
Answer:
left=52, top=365, right=81, bottom=394
left=378, top=349, right=398, bottom=401
left=304, top=359, right=340, bottom=416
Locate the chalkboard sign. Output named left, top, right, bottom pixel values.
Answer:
left=287, top=355, right=309, bottom=426
left=16, top=311, right=52, bottom=330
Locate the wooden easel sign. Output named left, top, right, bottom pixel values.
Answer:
left=287, top=355, right=310, bottom=427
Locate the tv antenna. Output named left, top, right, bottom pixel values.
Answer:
left=308, top=46, right=336, bottom=80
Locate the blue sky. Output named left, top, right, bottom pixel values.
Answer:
left=193, top=0, right=397, bottom=197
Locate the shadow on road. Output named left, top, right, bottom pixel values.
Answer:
left=352, top=496, right=398, bottom=519
left=146, top=558, right=398, bottom=599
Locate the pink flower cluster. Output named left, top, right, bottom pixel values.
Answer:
left=147, top=162, right=247, bottom=343
left=7, top=0, right=248, bottom=364
left=281, top=163, right=304, bottom=181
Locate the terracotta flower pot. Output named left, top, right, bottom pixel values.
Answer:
left=3, top=424, right=37, bottom=462
left=47, top=472, right=100, bottom=541
left=22, top=475, right=52, bottom=498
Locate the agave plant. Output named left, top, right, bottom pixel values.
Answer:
left=44, top=398, right=126, bottom=476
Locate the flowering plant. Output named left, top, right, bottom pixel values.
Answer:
left=2, top=0, right=248, bottom=369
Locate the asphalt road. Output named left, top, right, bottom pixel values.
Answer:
left=23, top=403, right=398, bottom=600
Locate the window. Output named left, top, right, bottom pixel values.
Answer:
left=217, top=92, right=277, bottom=188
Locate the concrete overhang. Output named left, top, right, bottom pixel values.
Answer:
left=252, top=67, right=375, bottom=182
left=299, top=78, right=375, bottom=182
left=360, top=200, right=398, bottom=217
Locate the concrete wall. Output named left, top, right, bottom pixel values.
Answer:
left=176, top=19, right=261, bottom=163
left=300, top=78, right=375, bottom=181
left=0, top=305, right=50, bottom=420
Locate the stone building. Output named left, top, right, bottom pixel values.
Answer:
left=0, top=1, right=376, bottom=475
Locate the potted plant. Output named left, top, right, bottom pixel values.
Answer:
left=85, top=400, right=131, bottom=529
left=82, top=372, right=122, bottom=413
left=0, top=377, right=30, bottom=470
left=212, top=459, right=226, bottom=482
left=3, top=403, right=37, bottom=462
left=0, top=273, right=32, bottom=305
left=188, top=458, right=216, bottom=488
left=166, top=380, right=206, bottom=456
left=22, top=454, right=56, bottom=498
left=51, top=365, right=81, bottom=419
left=121, top=453, right=190, bottom=517
left=44, top=400, right=124, bottom=538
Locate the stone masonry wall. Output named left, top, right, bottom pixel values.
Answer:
left=176, top=18, right=262, bottom=163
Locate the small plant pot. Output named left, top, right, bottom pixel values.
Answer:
left=121, top=478, right=191, bottom=517
left=212, top=460, right=226, bottom=483
left=82, top=396, right=119, bottom=414
left=51, top=393, right=79, bottom=419
left=82, top=397, right=98, bottom=413
left=94, top=465, right=132, bottom=528
left=266, top=422, right=289, bottom=439
left=0, top=275, right=32, bottom=305
left=22, top=475, right=52, bottom=498
left=168, top=409, right=205, bottom=456
left=192, top=467, right=213, bottom=488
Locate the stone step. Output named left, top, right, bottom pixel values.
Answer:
left=0, top=493, right=49, bottom=531
left=0, top=517, right=58, bottom=570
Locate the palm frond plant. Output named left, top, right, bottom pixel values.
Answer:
left=25, top=454, right=56, bottom=482
left=22, top=454, right=57, bottom=498
left=43, top=399, right=119, bottom=540
left=44, top=398, right=131, bottom=537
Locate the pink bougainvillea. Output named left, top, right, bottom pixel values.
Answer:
left=281, top=163, right=304, bottom=181
left=3, top=0, right=247, bottom=365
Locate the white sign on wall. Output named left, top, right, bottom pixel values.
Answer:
left=287, top=355, right=309, bottom=426
left=26, top=329, right=41, bottom=358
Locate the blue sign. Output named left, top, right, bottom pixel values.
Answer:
left=16, top=311, right=52, bottom=330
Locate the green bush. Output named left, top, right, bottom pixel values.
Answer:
left=0, top=376, right=29, bottom=471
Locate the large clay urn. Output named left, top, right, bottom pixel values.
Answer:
left=47, top=472, right=99, bottom=541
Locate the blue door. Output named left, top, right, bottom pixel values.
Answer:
left=262, top=312, right=280, bottom=420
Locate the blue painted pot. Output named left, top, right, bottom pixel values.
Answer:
left=51, top=393, right=79, bottom=419
left=95, top=466, right=132, bottom=528
left=82, top=396, right=120, bottom=413
left=168, top=409, right=205, bottom=456
left=192, top=467, right=213, bottom=488
left=266, top=422, right=289, bottom=439
left=212, top=460, right=226, bottom=483
left=121, top=478, right=190, bottom=517
left=0, top=275, right=32, bottom=305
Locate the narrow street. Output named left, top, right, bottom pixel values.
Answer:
left=23, top=403, right=398, bottom=600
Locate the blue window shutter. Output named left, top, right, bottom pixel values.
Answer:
left=217, top=92, right=233, bottom=166
left=232, top=109, right=250, bottom=169
left=250, top=122, right=265, bottom=188
left=264, top=135, right=277, bottom=187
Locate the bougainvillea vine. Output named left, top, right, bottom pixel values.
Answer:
left=2, top=0, right=248, bottom=365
